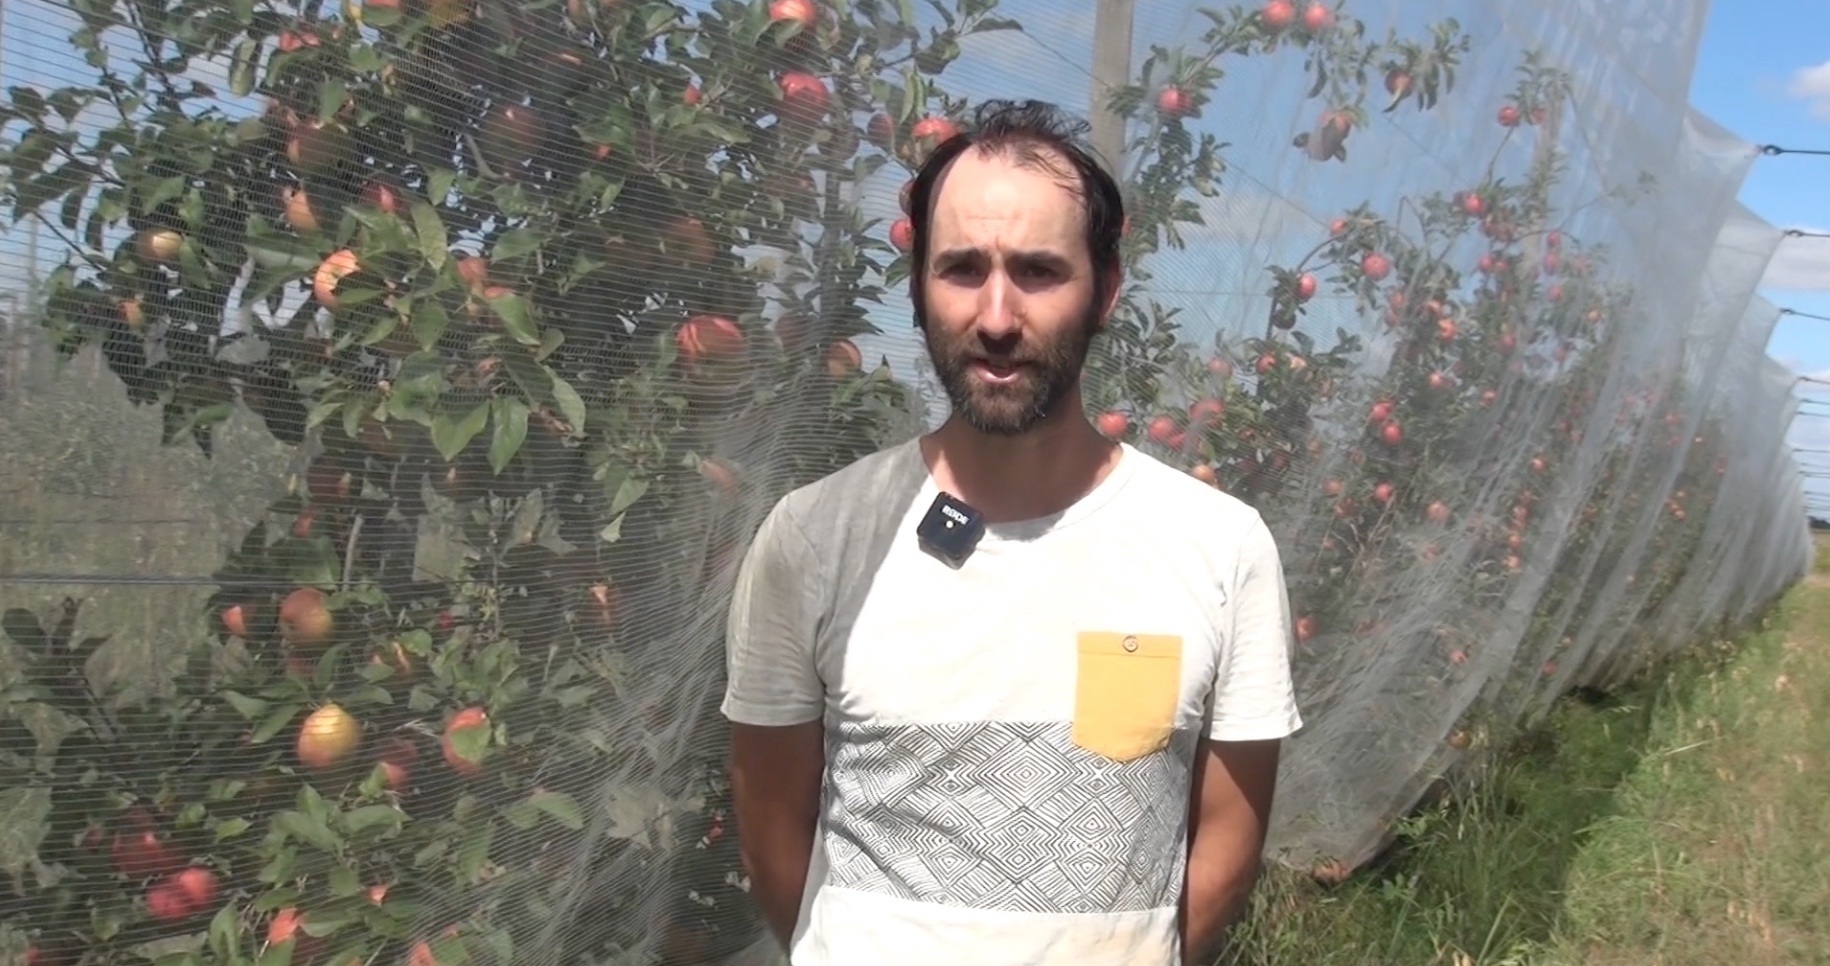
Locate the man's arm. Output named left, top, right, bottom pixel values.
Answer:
left=730, top=721, right=825, bottom=948
left=1178, top=737, right=1281, bottom=964
left=1182, top=513, right=1302, bottom=963
left=719, top=502, right=828, bottom=952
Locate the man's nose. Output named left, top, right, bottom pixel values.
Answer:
left=974, top=271, right=1019, bottom=342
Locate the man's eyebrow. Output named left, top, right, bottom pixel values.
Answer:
left=931, top=246, right=1072, bottom=266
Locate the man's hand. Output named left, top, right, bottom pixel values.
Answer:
left=729, top=720, right=827, bottom=951
left=1178, top=737, right=1281, bottom=965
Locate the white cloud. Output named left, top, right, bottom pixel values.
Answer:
left=1763, top=230, right=1830, bottom=291
left=1788, top=60, right=1830, bottom=121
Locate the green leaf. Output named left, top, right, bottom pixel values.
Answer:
left=250, top=702, right=304, bottom=745
left=432, top=402, right=491, bottom=461
left=548, top=370, right=586, bottom=433
left=1, top=608, right=46, bottom=652
left=413, top=299, right=451, bottom=351
left=411, top=201, right=448, bottom=270
left=0, top=788, right=51, bottom=879
left=207, top=900, right=242, bottom=961
left=229, top=38, right=259, bottom=97
left=138, top=174, right=186, bottom=216
left=489, top=291, right=540, bottom=345
left=213, top=817, right=251, bottom=841
left=428, top=168, right=458, bottom=206
left=491, top=227, right=541, bottom=263
left=456, top=816, right=495, bottom=885
left=222, top=690, right=269, bottom=720
left=501, top=350, right=553, bottom=404
left=598, top=515, right=624, bottom=544
left=342, top=805, right=404, bottom=836
left=317, top=79, right=348, bottom=124
left=329, top=863, right=362, bottom=898
left=609, top=476, right=648, bottom=516
left=527, top=790, right=584, bottom=830
left=255, top=942, right=297, bottom=966
left=274, top=809, right=343, bottom=854
left=488, top=397, right=530, bottom=474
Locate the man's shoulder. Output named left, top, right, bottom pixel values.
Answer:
left=769, top=437, right=927, bottom=544
left=1117, top=445, right=1271, bottom=532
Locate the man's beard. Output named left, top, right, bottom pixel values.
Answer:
left=922, top=306, right=1099, bottom=436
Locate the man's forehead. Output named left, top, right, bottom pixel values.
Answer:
left=929, top=149, right=1086, bottom=235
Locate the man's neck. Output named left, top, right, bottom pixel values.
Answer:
left=919, top=405, right=1122, bottom=525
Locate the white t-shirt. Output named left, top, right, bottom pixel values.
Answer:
left=720, top=439, right=1303, bottom=966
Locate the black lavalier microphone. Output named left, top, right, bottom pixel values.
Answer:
left=916, top=491, right=986, bottom=568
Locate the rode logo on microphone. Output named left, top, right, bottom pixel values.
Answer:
left=916, top=492, right=986, bottom=568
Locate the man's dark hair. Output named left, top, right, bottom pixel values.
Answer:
left=904, top=100, right=1127, bottom=328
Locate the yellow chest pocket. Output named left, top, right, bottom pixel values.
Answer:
left=1071, top=631, right=1184, bottom=763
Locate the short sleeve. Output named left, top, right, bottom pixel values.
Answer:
left=1207, top=514, right=1303, bottom=742
left=720, top=500, right=828, bottom=727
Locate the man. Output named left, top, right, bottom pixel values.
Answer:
left=719, top=99, right=1302, bottom=966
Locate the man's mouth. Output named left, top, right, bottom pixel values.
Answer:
left=972, top=359, right=1025, bottom=383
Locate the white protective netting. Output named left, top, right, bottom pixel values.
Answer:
left=0, top=0, right=1812, bottom=962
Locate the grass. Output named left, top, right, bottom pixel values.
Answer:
left=1217, top=538, right=1830, bottom=965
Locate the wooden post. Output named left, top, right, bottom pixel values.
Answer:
left=1088, top=0, right=1136, bottom=179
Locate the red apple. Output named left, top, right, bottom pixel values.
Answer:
left=1096, top=411, right=1130, bottom=437
left=171, top=867, right=219, bottom=912
left=1147, top=415, right=1177, bottom=446
left=145, top=880, right=194, bottom=923
left=777, top=71, right=830, bottom=127
left=1188, top=398, right=1225, bottom=429
left=768, top=0, right=817, bottom=27
left=1498, top=104, right=1521, bottom=127
left=361, top=178, right=405, bottom=215
left=1380, top=420, right=1402, bottom=445
left=110, top=817, right=181, bottom=879
left=1300, top=2, right=1333, bottom=32
left=889, top=218, right=915, bottom=252
left=1360, top=252, right=1390, bottom=280
left=675, top=314, right=746, bottom=380
left=824, top=339, right=863, bottom=378
left=910, top=116, right=960, bottom=147
left=1261, top=0, right=1295, bottom=29
left=1156, top=87, right=1195, bottom=119
left=442, top=707, right=490, bottom=776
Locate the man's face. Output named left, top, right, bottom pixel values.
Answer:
left=917, top=148, right=1107, bottom=436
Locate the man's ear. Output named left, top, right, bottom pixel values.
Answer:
left=1095, top=266, right=1124, bottom=328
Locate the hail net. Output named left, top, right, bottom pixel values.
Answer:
left=0, top=0, right=1812, bottom=962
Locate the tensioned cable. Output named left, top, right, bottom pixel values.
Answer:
left=1781, top=308, right=1830, bottom=323
left=1783, top=229, right=1830, bottom=239
left=1759, top=144, right=1830, bottom=157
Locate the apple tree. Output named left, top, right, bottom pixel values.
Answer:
left=0, top=0, right=1018, bottom=962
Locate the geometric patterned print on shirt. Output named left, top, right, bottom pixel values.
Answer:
left=821, top=721, right=1200, bottom=914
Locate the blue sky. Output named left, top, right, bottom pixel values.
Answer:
left=3, top=0, right=1828, bottom=506
left=1688, top=2, right=1830, bottom=515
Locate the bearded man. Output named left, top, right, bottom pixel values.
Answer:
left=720, top=99, right=1303, bottom=966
